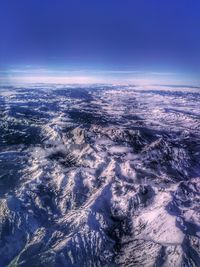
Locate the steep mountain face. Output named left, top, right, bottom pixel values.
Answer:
left=0, top=84, right=200, bottom=266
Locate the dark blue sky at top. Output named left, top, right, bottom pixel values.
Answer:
left=0, top=0, right=200, bottom=80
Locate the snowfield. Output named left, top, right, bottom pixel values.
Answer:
left=0, top=84, right=200, bottom=266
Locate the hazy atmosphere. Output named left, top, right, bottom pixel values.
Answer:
left=1, top=0, right=200, bottom=84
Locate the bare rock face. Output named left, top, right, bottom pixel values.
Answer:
left=0, top=85, right=200, bottom=266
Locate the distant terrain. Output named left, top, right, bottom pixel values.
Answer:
left=0, top=84, right=200, bottom=266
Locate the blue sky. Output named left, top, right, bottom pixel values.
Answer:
left=0, top=0, right=200, bottom=84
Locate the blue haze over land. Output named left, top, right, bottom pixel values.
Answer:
left=0, top=0, right=200, bottom=83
